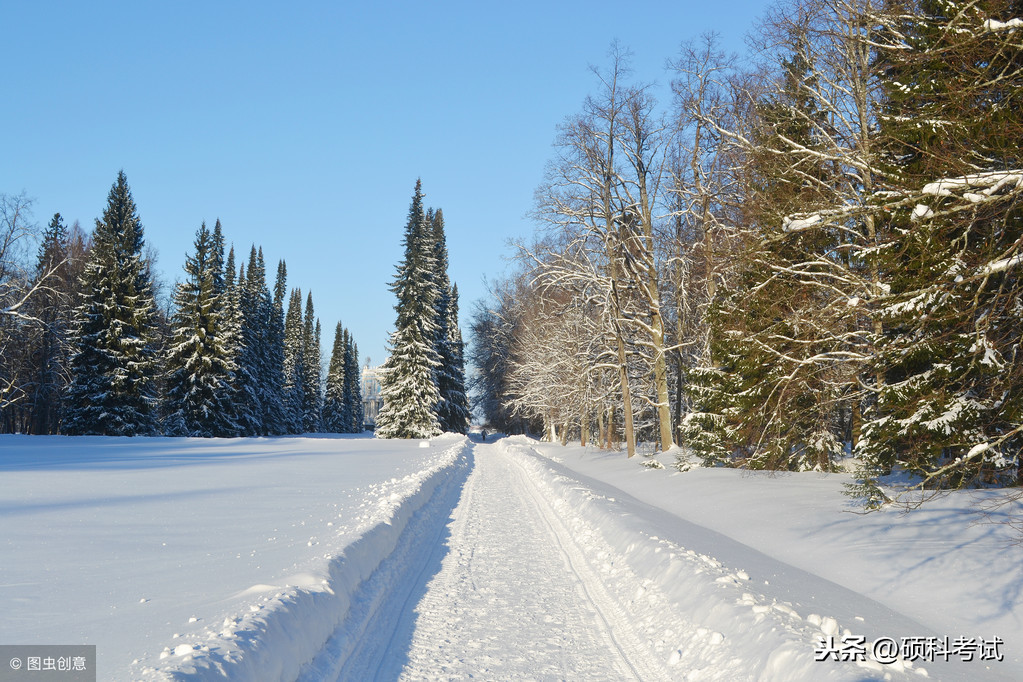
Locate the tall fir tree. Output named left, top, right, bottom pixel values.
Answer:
left=225, top=247, right=260, bottom=436
left=681, top=32, right=845, bottom=471
left=163, top=222, right=238, bottom=437
left=282, top=287, right=306, bottom=433
left=376, top=179, right=442, bottom=438
left=322, top=321, right=350, bottom=433
left=65, top=171, right=161, bottom=436
left=231, top=248, right=264, bottom=435
left=250, top=248, right=285, bottom=434
left=346, top=335, right=364, bottom=432
left=302, top=292, right=323, bottom=433
left=444, top=282, right=470, bottom=434
left=262, top=259, right=289, bottom=435
left=855, top=0, right=1023, bottom=498
left=428, top=209, right=469, bottom=433
left=323, top=323, right=365, bottom=433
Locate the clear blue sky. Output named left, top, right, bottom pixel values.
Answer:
left=2, top=0, right=771, bottom=369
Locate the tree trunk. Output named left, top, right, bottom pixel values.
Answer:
left=580, top=406, right=589, bottom=447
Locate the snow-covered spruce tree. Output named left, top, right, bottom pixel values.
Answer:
left=345, top=335, right=364, bottom=431
left=691, top=28, right=850, bottom=471
left=323, top=323, right=362, bottom=433
left=162, top=222, right=239, bottom=437
left=65, top=171, right=161, bottom=436
left=230, top=248, right=264, bottom=435
left=429, top=209, right=469, bottom=433
left=251, top=258, right=288, bottom=435
left=302, top=292, right=322, bottom=432
left=375, top=179, right=442, bottom=439
left=250, top=248, right=286, bottom=435
left=260, top=258, right=289, bottom=435
left=322, top=321, right=350, bottom=432
left=282, top=287, right=306, bottom=433
left=853, top=0, right=1023, bottom=499
left=224, top=248, right=258, bottom=435
left=445, top=283, right=470, bottom=433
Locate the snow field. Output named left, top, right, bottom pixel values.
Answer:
left=143, top=435, right=472, bottom=680
left=0, top=434, right=470, bottom=680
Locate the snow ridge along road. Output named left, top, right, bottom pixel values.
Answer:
left=146, top=436, right=473, bottom=681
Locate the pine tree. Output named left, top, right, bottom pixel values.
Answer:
left=444, top=283, right=470, bottom=433
left=262, top=259, right=289, bottom=435
left=681, top=32, right=845, bottom=471
left=324, top=324, right=365, bottom=433
left=855, top=0, right=1023, bottom=497
left=210, top=220, right=227, bottom=298
left=322, top=321, right=350, bottom=433
left=65, top=171, right=160, bottom=436
left=224, top=247, right=259, bottom=435
left=346, top=335, right=364, bottom=431
left=429, top=208, right=459, bottom=432
left=250, top=248, right=284, bottom=434
left=163, top=222, right=238, bottom=437
left=376, top=179, right=442, bottom=438
left=229, top=248, right=263, bottom=435
left=282, top=287, right=306, bottom=433
left=302, top=293, right=322, bottom=432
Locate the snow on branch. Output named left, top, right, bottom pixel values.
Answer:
left=921, top=170, right=1023, bottom=200
left=983, top=18, right=1023, bottom=33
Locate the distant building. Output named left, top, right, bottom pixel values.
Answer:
left=361, top=358, right=384, bottom=428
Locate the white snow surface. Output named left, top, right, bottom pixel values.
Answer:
left=2, top=433, right=1021, bottom=680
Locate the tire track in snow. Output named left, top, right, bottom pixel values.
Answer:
left=500, top=446, right=672, bottom=682
left=294, top=445, right=473, bottom=682
left=392, top=442, right=667, bottom=681
left=339, top=446, right=486, bottom=681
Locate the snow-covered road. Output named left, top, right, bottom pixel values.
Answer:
left=299, top=435, right=1022, bottom=682
left=335, top=440, right=669, bottom=681
left=297, top=438, right=952, bottom=681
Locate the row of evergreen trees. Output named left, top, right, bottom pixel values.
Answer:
left=1, top=171, right=364, bottom=437
left=375, top=180, right=470, bottom=438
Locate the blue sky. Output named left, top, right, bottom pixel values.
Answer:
left=2, top=0, right=771, bottom=369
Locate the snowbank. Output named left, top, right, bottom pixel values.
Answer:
left=501, top=436, right=1021, bottom=681
left=142, top=435, right=471, bottom=680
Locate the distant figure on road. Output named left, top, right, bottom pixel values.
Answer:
left=481, top=429, right=487, bottom=442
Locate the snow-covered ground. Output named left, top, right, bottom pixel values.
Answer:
left=0, top=433, right=470, bottom=680
left=1, top=433, right=1020, bottom=680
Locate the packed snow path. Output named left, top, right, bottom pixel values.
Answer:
left=300, top=440, right=666, bottom=680
left=404, top=440, right=672, bottom=679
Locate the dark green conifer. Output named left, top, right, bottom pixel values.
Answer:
left=376, top=179, right=442, bottom=438
left=163, top=222, right=238, bottom=437
left=65, top=171, right=160, bottom=436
